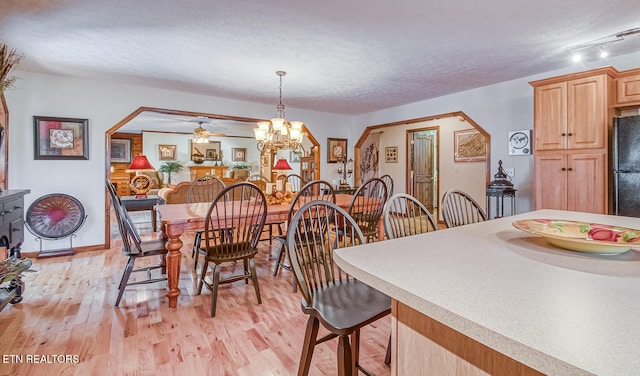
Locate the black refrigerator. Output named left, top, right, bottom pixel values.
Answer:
left=613, top=114, right=640, bottom=217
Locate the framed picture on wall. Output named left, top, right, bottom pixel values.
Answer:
left=454, top=129, right=486, bottom=162
left=34, top=116, right=90, bottom=160
left=191, top=140, right=221, bottom=161
left=327, top=138, right=347, bottom=163
left=158, top=144, right=176, bottom=160
left=385, top=146, right=398, bottom=163
left=232, top=147, right=247, bottom=162
left=110, top=139, right=131, bottom=163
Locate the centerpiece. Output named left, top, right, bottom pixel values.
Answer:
left=265, top=190, right=295, bottom=205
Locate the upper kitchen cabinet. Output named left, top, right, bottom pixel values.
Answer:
left=531, top=67, right=617, bottom=151
left=615, top=68, right=640, bottom=107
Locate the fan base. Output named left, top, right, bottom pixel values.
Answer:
left=37, top=248, right=76, bottom=259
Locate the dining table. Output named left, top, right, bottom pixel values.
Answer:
left=155, top=193, right=366, bottom=308
left=334, top=209, right=640, bottom=376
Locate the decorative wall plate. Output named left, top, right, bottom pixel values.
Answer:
left=512, top=219, right=640, bottom=254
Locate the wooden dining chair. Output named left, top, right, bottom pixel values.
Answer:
left=441, top=188, right=487, bottom=228
left=380, top=174, right=394, bottom=200
left=287, top=200, right=391, bottom=376
left=246, top=174, right=283, bottom=245
left=272, top=180, right=335, bottom=291
left=381, top=192, right=438, bottom=365
left=286, top=173, right=303, bottom=192
left=245, top=173, right=270, bottom=191
left=383, top=192, right=437, bottom=239
left=106, top=181, right=168, bottom=307
left=343, top=177, right=388, bottom=242
left=187, top=175, right=226, bottom=270
left=196, top=182, right=267, bottom=317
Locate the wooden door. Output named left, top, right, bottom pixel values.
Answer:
left=567, top=153, right=606, bottom=213
left=567, top=75, right=606, bottom=150
left=534, top=154, right=567, bottom=210
left=534, top=82, right=567, bottom=151
left=410, top=131, right=436, bottom=210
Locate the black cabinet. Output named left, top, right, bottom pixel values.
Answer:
left=0, top=190, right=30, bottom=258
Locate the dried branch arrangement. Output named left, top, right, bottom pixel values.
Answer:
left=0, top=44, right=22, bottom=92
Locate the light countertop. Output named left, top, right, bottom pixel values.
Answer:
left=334, top=209, right=640, bottom=376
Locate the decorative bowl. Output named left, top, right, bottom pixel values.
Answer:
left=512, top=219, right=640, bottom=254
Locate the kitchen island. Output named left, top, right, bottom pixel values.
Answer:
left=334, top=209, right=640, bottom=375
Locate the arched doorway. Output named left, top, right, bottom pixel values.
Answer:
left=354, top=111, right=491, bottom=223
left=104, top=106, right=320, bottom=247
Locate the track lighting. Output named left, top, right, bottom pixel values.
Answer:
left=567, top=26, right=639, bottom=62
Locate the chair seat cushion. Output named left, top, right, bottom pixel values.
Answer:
left=306, top=279, right=391, bottom=333
left=130, top=238, right=169, bottom=257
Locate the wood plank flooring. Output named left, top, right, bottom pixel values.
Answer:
left=0, top=217, right=391, bottom=376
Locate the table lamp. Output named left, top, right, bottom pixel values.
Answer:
left=273, top=158, right=292, bottom=191
left=126, top=155, right=155, bottom=197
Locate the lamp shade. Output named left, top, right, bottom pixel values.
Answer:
left=273, top=158, right=293, bottom=171
left=127, top=155, right=154, bottom=171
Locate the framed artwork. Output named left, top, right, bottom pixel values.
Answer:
left=158, top=144, right=176, bottom=160
left=232, top=147, right=247, bottom=162
left=34, top=116, right=89, bottom=160
left=110, top=139, right=131, bottom=163
left=191, top=140, right=221, bottom=161
left=385, top=146, right=398, bottom=163
left=454, top=129, right=486, bottom=162
left=290, top=151, right=301, bottom=163
left=327, top=138, right=347, bottom=163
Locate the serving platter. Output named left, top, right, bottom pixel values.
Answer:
left=512, top=219, right=640, bottom=254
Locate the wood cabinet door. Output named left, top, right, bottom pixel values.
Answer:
left=534, top=82, right=567, bottom=151
left=534, top=154, right=567, bottom=210
left=567, top=153, right=606, bottom=214
left=616, top=73, right=640, bottom=106
left=567, top=75, right=606, bottom=149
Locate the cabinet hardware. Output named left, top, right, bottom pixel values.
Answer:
left=561, top=167, right=566, bottom=171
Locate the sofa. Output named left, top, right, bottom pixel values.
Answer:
left=157, top=177, right=243, bottom=204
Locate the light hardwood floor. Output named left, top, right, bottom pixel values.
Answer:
left=0, top=215, right=391, bottom=376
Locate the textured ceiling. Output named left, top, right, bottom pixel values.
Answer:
left=1, top=0, right=640, bottom=119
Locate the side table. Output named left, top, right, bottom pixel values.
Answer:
left=120, top=195, right=165, bottom=231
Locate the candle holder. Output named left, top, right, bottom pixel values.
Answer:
left=336, top=155, right=354, bottom=189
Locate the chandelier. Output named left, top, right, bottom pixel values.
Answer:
left=192, top=120, right=210, bottom=144
left=254, top=71, right=304, bottom=154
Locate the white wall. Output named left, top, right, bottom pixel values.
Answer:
left=6, top=51, right=640, bottom=252
left=376, top=116, right=487, bottom=218
left=5, top=72, right=350, bottom=252
left=352, top=50, right=640, bottom=215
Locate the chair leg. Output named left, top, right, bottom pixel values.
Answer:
left=209, top=263, right=221, bottom=317
left=337, top=334, right=353, bottom=376
left=268, top=224, right=273, bottom=246
left=272, top=243, right=285, bottom=276
left=192, top=231, right=202, bottom=270
left=384, top=335, right=391, bottom=366
left=249, top=258, right=261, bottom=305
left=351, top=329, right=360, bottom=374
left=115, top=257, right=135, bottom=307
left=298, top=316, right=320, bottom=376
left=243, top=258, right=249, bottom=284
left=196, top=258, right=208, bottom=295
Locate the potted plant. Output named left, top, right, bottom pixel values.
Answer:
left=158, top=161, right=183, bottom=185
left=0, top=257, right=34, bottom=307
left=232, top=162, right=250, bottom=170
